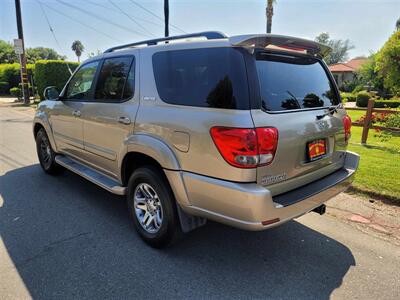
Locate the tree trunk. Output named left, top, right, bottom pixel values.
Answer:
left=266, top=0, right=274, bottom=33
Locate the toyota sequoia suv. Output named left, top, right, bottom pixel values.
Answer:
left=33, top=32, right=359, bottom=247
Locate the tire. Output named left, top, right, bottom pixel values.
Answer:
left=35, top=128, right=62, bottom=175
left=127, top=166, right=181, bottom=248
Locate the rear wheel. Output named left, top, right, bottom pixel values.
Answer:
left=36, top=128, right=62, bottom=174
left=127, top=166, right=181, bottom=248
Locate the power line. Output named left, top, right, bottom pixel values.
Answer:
left=36, top=0, right=73, bottom=74
left=108, top=0, right=154, bottom=37
left=41, top=3, right=122, bottom=43
left=128, top=0, right=186, bottom=34
left=56, top=0, right=151, bottom=38
left=86, top=0, right=163, bottom=28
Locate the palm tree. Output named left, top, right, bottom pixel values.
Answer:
left=71, top=40, right=84, bottom=62
left=396, top=17, right=400, bottom=31
left=266, top=0, right=276, bottom=33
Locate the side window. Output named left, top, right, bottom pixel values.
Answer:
left=65, top=61, right=99, bottom=100
left=152, top=48, right=249, bottom=109
left=95, top=56, right=134, bottom=101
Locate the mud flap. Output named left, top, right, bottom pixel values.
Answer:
left=176, top=205, right=207, bottom=233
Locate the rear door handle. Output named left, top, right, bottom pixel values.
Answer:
left=118, top=116, right=131, bottom=125
left=72, top=110, right=81, bottom=117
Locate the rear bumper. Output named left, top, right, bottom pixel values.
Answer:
left=166, top=151, right=359, bottom=231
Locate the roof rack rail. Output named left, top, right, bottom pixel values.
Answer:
left=104, top=31, right=227, bottom=53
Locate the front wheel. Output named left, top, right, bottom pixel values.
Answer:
left=35, top=128, right=62, bottom=174
left=127, top=166, right=181, bottom=248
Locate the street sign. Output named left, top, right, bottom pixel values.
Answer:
left=13, top=38, right=23, bottom=54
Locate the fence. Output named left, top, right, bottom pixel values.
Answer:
left=346, top=99, right=400, bottom=144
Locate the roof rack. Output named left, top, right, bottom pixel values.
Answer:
left=104, top=31, right=227, bottom=53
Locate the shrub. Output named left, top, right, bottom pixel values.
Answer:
left=356, top=91, right=371, bottom=107
left=0, top=81, right=9, bottom=94
left=0, top=63, right=20, bottom=88
left=9, top=87, right=21, bottom=98
left=34, top=60, right=78, bottom=100
left=341, top=92, right=356, bottom=102
left=374, top=99, right=400, bottom=108
left=0, top=63, right=35, bottom=91
left=385, top=113, right=400, bottom=128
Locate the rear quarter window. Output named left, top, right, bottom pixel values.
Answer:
left=152, top=47, right=249, bottom=109
left=255, top=52, right=339, bottom=111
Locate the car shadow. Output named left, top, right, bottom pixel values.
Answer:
left=0, top=165, right=355, bottom=299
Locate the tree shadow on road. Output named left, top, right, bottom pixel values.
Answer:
left=0, top=165, right=355, bottom=299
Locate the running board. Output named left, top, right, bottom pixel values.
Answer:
left=55, top=155, right=126, bottom=195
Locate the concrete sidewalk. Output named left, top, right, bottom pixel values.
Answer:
left=327, top=193, right=400, bottom=245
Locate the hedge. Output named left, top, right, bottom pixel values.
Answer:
left=10, top=87, right=21, bottom=98
left=34, top=60, right=79, bottom=99
left=374, top=99, right=400, bottom=108
left=0, top=63, right=35, bottom=91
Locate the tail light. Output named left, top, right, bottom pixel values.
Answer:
left=342, top=115, right=352, bottom=142
left=210, top=127, right=278, bottom=168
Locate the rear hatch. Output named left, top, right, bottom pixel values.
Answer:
left=251, top=51, right=348, bottom=195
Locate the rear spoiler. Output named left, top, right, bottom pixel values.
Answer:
left=229, top=34, right=331, bottom=57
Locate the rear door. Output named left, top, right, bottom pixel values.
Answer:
left=251, top=51, right=347, bottom=195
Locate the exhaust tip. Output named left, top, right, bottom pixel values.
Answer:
left=312, top=204, right=326, bottom=215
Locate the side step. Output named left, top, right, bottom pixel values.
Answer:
left=55, top=155, right=126, bottom=195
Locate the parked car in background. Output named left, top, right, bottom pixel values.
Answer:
left=33, top=32, right=359, bottom=247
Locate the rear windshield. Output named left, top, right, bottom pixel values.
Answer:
left=152, top=48, right=249, bottom=109
left=255, top=52, right=339, bottom=111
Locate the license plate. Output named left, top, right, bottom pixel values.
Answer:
left=307, top=139, right=326, bottom=161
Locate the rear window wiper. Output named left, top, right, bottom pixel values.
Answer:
left=316, top=104, right=342, bottom=120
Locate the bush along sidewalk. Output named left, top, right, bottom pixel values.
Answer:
left=34, top=60, right=78, bottom=99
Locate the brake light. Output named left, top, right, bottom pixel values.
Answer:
left=210, top=127, right=278, bottom=168
left=342, top=115, right=352, bottom=142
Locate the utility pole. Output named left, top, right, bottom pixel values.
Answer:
left=266, top=0, right=274, bottom=34
left=14, top=0, right=30, bottom=104
left=164, top=0, right=169, bottom=37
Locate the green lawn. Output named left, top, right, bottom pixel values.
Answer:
left=346, top=110, right=400, bottom=202
left=347, top=109, right=365, bottom=122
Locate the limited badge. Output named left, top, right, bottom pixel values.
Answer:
left=261, top=173, right=288, bottom=185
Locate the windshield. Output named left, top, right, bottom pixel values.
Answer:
left=255, top=52, right=339, bottom=111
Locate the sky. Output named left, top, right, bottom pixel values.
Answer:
left=1, top=0, right=399, bottom=62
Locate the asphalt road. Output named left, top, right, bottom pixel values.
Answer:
left=1, top=102, right=399, bottom=299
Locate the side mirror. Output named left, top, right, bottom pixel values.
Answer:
left=43, top=86, right=59, bottom=100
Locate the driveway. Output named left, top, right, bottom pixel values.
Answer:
left=1, top=101, right=399, bottom=299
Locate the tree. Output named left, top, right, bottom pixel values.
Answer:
left=375, top=31, right=400, bottom=95
left=0, top=39, right=65, bottom=64
left=0, top=40, right=18, bottom=63
left=266, top=0, right=276, bottom=33
left=71, top=40, right=84, bottom=62
left=396, top=17, right=400, bottom=31
left=315, top=32, right=354, bottom=65
left=356, top=54, right=385, bottom=94
left=26, top=47, right=65, bottom=64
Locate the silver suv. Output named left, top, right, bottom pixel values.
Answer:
left=33, top=32, right=359, bottom=247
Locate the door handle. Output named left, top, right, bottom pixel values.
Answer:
left=118, top=116, right=131, bottom=125
left=72, top=110, right=81, bottom=117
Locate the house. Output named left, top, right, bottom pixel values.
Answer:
left=328, top=58, right=367, bottom=88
